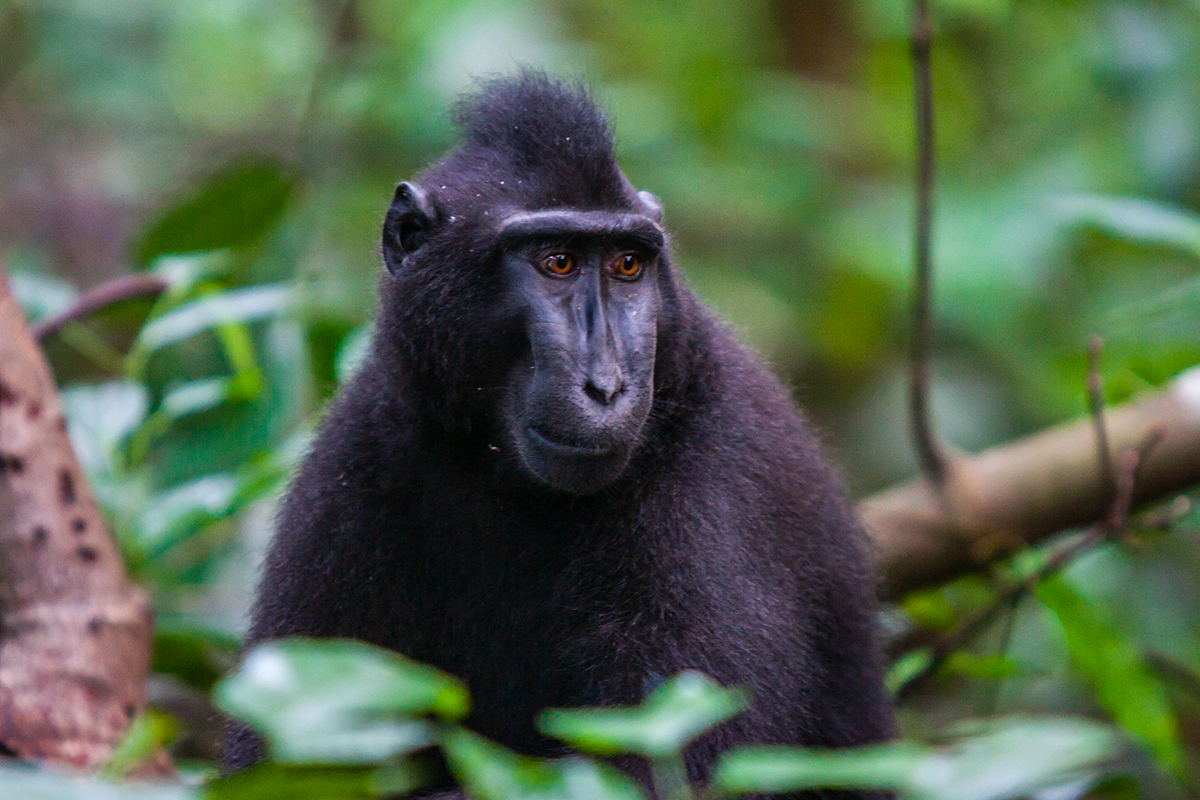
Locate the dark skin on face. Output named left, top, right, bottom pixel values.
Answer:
left=384, top=183, right=668, bottom=495
left=498, top=213, right=663, bottom=493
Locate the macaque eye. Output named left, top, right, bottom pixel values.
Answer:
left=543, top=254, right=575, bottom=276
left=611, top=253, right=643, bottom=279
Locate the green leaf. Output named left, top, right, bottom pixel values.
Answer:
left=442, top=729, right=645, bottom=800
left=714, top=716, right=1122, bottom=800
left=160, top=378, right=240, bottom=418
left=1055, top=195, right=1200, bottom=260
left=60, top=381, right=150, bottom=475
left=902, top=589, right=960, bottom=632
left=335, top=324, right=373, bottom=386
left=213, top=639, right=469, bottom=764
left=538, top=671, right=747, bottom=759
left=944, top=652, right=1023, bottom=681
left=133, top=464, right=285, bottom=558
left=0, top=763, right=195, bottom=800
left=152, top=619, right=239, bottom=691
left=10, top=270, right=77, bottom=323
left=103, top=709, right=179, bottom=779
left=886, top=648, right=933, bottom=695
left=714, top=741, right=922, bottom=795
left=134, top=159, right=296, bottom=267
left=912, top=717, right=1123, bottom=800
left=1037, top=574, right=1183, bottom=774
left=205, top=762, right=429, bottom=800
left=134, top=284, right=296, bottom=355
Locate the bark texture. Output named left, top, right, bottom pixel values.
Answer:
left=0, top=264, right=153, bottom=767
left=861, top=364, right=1200, bottom=599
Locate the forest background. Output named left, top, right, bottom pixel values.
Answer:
left=1, top=0, right=1200, bottom=798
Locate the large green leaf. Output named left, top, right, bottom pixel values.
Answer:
left=134, top=159, right=296, bottom=267
left=715, top=741, right=920, bottom=795
left=204, top=763, right=428, bottom=800
left=442, top=729, right=645, bottom=800
left=151, top=618, right=239, bottom=691
left=103, top=710, right=179, bottom=779
left=60, top=380, right=150, bottom=475
left=213, top=639, right=469, bottom=764
left=10, top=270, right=77, bottom=324
left=538, top=672, right=747, bottom=759
left=1037, top=574, right=1184, bottom=774
left=134, top=284, right=296, bottom=355
left=132, top=459, right=285, bottom=557
left=714, top=716, right=1122, bottom=800
left=1055, top=195, right=1200, bottom=260
left=0, top=764, right=194, bottom=800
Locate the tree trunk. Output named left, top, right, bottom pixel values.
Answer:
left=0, top=261, right=154, bottom=768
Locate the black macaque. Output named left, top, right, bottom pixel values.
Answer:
left=226, top=72, right=894, bottom=798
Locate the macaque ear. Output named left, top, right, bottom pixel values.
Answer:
left=382, top=181, right=438, bottom=274
left=635, top=190, right=663, bottom=224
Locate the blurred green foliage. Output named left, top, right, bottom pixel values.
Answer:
left=0, top=641, right=1135, bottom=799
left=1, top=0, right=1199, bottom=797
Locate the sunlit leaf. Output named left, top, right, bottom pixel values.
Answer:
left=714, top=716, right=1122, bottom=800
left=1101, top=276, right=1200, bottom=346
left=134, top=159, right=296, bottom=267
left=130, top=451, right=287, bottom=556
left=133, top=473, right=240, bottom=555
left=150, top=253, right=236, bottom=291
left=902, top=589, right=960, bottom=632
left=61, top=380, right=150, bottom=474
left=10, top=270, right=77, bottom=323
left=944, top=652, right=1023, bottom=681
left=205, top=762, right=429, bottom=800
left=442, top=729, right=645, bottom=800
left=909, top=717, right=1122, bottom=800
left=1055, top=195, right=1200, bottom=260
left=103, top=709, right=179, bottom=779
left=160, top=378, right=238, bottom=419
left=213, top=639, right=469, bottom=763
left=335, top=324, right=373, bottom=386
left=1037, top=574, right=1184, bottom=774
left=538, top=671, right=747, bottom=759
left=152, top=619, right=239, bottom=691
left=0, top=763, right=194, bottom=800
left=135, top=284, right=296, bottom=354
left=886, top=648, right=933, bottom=696
left=714, top=741, right=921, bottom=795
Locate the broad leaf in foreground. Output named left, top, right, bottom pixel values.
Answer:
left=442, top=728, right=644, bottom=800
left=538, top=671, right=747, bottom=759
left=214, top=639, right=469, bottom=763
left=713, top=716, right=1123, bottom=800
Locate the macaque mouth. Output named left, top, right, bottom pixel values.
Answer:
left=525, top=426, right=615, bottom=457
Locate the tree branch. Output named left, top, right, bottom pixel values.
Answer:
left=1087, top=335, right=1114, bottom=493
left=0, top=260, right=160, bottom=770
left=32, top=273, right=168, bottom=342
left=892, top=430, right=1161, bottom=698
left=861, top=364, right=1200, bottom=599
left=909, top=0, right=947, bottom=484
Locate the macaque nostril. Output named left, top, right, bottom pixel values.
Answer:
left=583, top=379, right=624, bottom=406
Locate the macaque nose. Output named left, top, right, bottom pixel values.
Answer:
left=583, top=370, right=625, bottom=406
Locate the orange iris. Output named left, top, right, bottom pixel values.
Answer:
left=614, top=254, right=642, bottom=278
left=545, top=254, right=574, bottom=275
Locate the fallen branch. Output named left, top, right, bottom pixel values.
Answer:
left=892, top=431, right=1161, bottom=699
left=0, top=261, right=160, bottom=770
left=861, top=364, right=1200, bottom=599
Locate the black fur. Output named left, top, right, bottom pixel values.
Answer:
left=227, top=72, right=894, bottom=797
